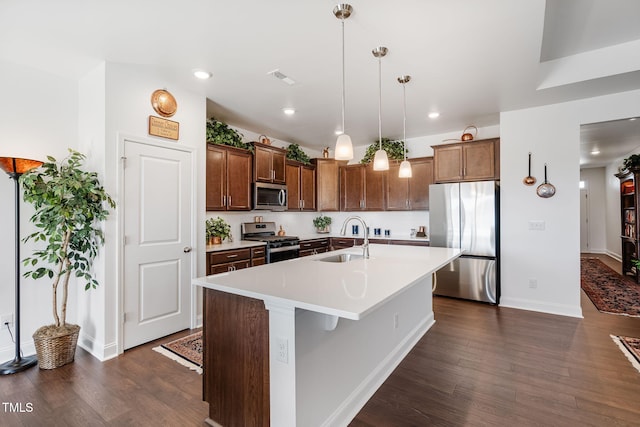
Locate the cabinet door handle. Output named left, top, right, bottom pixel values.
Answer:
left=228, top=196, right=232, bottom=206
left=223, top=195, right=226, bottom=206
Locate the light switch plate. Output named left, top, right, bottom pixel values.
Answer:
left=529, top=220, right=545, bottom=231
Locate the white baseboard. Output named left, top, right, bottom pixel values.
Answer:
left=0, top=341, right=36, bottom=364
left=500, top=296, right=583, bottom=318
left=605, top=250, right=622, bottom=262
left=78, top=332, right=119, bottom=362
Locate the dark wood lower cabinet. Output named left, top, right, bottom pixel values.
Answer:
left=203, top=288, right=269, bottom=427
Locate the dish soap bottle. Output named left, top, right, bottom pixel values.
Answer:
left=277, top=225, right=286, bottom=236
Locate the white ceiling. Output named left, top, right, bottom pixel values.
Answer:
left=1, top=0, right=639, bottom=165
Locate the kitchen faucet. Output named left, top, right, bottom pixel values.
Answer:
left=340, top=216, right=370, bottom=259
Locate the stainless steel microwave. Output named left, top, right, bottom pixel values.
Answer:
left=254, top=182, right=287, bottom=211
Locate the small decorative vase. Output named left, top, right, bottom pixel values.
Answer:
left=316, top=226, right=330, bottom=234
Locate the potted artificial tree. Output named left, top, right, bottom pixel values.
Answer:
left=313, top=214, right=332, bottom=233
left=21, top=150, right=115, bottom=369
left=206, top=217, right=231, bottom=245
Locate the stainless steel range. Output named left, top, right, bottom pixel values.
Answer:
left=241, top=222, right=300, bottom=263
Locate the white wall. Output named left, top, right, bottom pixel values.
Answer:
left=500, top=89, right=640, bottom=318
left=81, top=62, right=207, bottom=360
left=605, top=162, right=623, bottom=260
left=579, top=167, right=607, bottom=253
left=0, top=60, right=79, bottom=362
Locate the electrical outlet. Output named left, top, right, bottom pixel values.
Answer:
left=1, top=313, right=14, bottom=326
left=275, top=337, right=288, bottom=364
left=393, top=313, right=399, bottom=329
left=529, top=279, right=538, bottom=289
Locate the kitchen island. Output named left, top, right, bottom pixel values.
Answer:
left=193, top=244, right=461, bottom=427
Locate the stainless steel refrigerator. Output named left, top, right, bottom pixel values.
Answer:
left=429, top=181, right=499, bottom=304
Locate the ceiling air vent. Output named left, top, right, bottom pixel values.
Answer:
left=268, top=69, right=296, bottom=86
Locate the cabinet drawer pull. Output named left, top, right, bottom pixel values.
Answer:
left=226, top=254, right=238, bottom=258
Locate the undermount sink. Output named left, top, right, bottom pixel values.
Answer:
left=317, top=253, right=364, bottom=263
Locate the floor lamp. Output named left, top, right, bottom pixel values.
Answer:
left=0, top=157, right=43, bottom=375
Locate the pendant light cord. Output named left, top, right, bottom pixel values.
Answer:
left=378, top=55, right=382, bottom=149
left=402, top=82, right=407, bottom=160
left=341, top=18, right=346, bottom=134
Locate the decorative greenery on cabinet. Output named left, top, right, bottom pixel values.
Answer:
left=286, top=143, right=312, bottom=165
left=206, top=117, right=253, bottom=151
left=360, top=138, right=407, bottom=164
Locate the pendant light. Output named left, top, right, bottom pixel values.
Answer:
left=372, top=46, right=389, bottom=171
left=334, top=4, right=353, bottom=160
left=398, top=75, right=412, bottom=178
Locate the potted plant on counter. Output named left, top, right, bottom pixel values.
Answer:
left=313, top=214, right=332, bottom=234
left=206, top=217, right=231, bottom=245
left=21, top=149, right=115, bottom=369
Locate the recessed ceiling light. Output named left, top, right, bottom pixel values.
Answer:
left=428, top=112, right=440, bottom=119
left=193, top=69, right=212, bottom=79
left=283, top=108, right=295, bottom=116
left=630, top=117, right=637, bottom=121
left=591, top=149, right=600, bottom=155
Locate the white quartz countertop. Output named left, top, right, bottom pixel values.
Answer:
left=193, top=244, right=461, bottom=320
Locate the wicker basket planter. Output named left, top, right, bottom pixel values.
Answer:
left=33, top=324, right=80, bottom=369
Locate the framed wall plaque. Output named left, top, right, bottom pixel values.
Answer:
left=148, top=116, right=179, bottom=140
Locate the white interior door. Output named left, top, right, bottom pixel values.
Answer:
left=123, top=139, right=193, bottom=349
left=580, top=188, right=589, bottom=252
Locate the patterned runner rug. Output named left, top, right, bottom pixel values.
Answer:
left=611, top=335, right=640, bottom=374
left=580, top=258, right=640, bottom=317
left=153, top=331, right=203, bottom=374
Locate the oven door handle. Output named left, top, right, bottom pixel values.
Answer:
left=278, top=189, right=285, bottom=206
left=269, top=244, right=300, bottom=253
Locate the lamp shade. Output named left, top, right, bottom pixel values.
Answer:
left=335, top=134, right=354, bottom=160
left=398, top=160, right=412, bottom=178
left=373, top=149, right=389, bottom=171
left=0, top=157, right=43, bottom=176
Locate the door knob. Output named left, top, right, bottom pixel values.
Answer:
left=183, top=246, right=192, bottom=253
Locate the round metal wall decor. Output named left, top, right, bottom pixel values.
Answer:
left=150, top=89, right=177, bottom=117
left=536, top=163, right=556, bottom=198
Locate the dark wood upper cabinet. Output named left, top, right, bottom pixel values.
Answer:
left=206, top=144, right=252, bottom=211
left=340, top=163, right=385, bottom=211
left=433, top=138, right=499, bottom=183
left=386, top=157, right=433, bottom=210
left=312, top=158, right=346, bottom=212
left=285, top=160, right=316, bottom=211
left=253, top=142, right=286, bottom=184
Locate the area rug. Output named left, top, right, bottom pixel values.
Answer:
left=153, top=331, right=203, bottom=374
left=580, top=258, right=640, bottom=317
left=611, top=335, right=640, bottom=374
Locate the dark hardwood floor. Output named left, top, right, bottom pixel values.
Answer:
left=2, top=254, right=639, bottom=426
